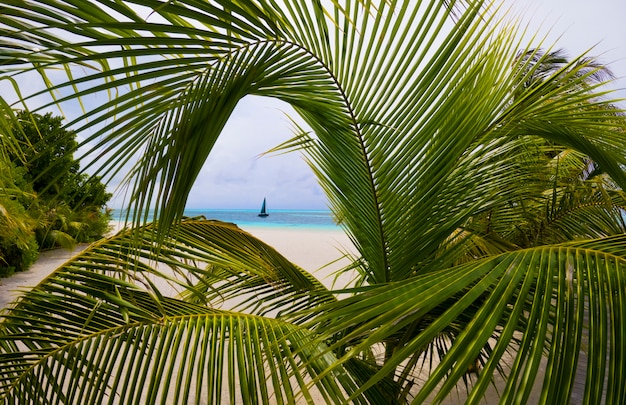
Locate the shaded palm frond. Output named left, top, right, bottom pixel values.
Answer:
left=308, top=235, right=626, bottom=403
left=1, top=288, right=354, bottom=404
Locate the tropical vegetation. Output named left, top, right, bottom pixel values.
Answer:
left=1, top=0, right=626, bottom=403
left=0, top=110, right=112, bottom=276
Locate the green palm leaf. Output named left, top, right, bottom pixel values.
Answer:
left=2, top=296, right=351, bottom=404
left=0, top=218, right=364, bottom=404
left=308, top=235, right=626, bottom=403
left=1, top=0, right=626, bottom=403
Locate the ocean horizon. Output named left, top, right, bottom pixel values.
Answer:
left=110, top=208, right=340, bottom=229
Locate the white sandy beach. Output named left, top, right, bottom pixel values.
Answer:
left=243, top=225, right=358, bottom=289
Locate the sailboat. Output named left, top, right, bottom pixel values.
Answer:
left=258, top=198, right=269, bottom=217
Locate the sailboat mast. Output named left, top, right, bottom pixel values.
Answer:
left=258, top=198, right=269, bottom=217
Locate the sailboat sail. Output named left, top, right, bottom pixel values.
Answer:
left=258, top=198, right=269, bottom=217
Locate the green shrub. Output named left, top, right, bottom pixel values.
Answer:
left=0, top=197, right=39, bottom=276
left=0, top=237, right=39, bottom=277
left=68, top=207, right=113, bottom=243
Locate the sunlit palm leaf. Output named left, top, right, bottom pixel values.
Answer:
left=0, top=95, right=24, bottom=163
left=0, top=218, right=365, bottom=403
left=1, top=292, right=352, bottom=404
left=111, top=219, right=331, bottom=314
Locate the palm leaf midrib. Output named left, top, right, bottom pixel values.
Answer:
left=289, top=40, right=390, bottom=283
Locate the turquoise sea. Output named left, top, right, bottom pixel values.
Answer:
left=111, top=209, right=339, bottom=230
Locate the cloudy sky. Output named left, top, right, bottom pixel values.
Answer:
left=5, top=1, right=626, bottom=210
left=506, top=0, right=625, bottom=101
left=180, top=0, right=626, bottom=210
left=174, top=96, right=326, bottom=210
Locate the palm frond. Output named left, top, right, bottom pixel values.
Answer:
left=0, top=217, right=364, bottom=403
left=1, top=290, right=352, bottom=404
left=1, top=0, right=626, bottom=403
left=309, top=235, right=626, bottom=403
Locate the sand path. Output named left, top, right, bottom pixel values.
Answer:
left=0, top=227, right=355, bottom=311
